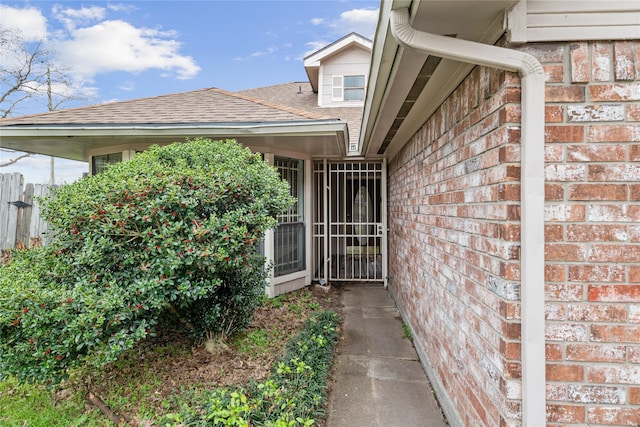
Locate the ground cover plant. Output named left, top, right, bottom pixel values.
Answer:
left=0, top=287, right=343, bottom=426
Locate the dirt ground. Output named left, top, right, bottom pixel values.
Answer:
left=83, top=283, right=344, bottom=424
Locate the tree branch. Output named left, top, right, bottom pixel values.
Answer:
left=0, top=152, right=31, bottom=167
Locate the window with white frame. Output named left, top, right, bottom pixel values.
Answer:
left=274, top=157, right=305, bottom=277
left=332, top=75, right=365, bottom=102
left=92, top=152, right=122, bottom=175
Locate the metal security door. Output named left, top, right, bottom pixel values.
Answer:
left=313, top=160, right=386, bottom=283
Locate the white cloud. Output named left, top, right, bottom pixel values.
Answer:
left=0, top=5, right=47, bottom=41
left=310, top=18, right=324, bottom=26
left=53, top=19, right=201, bottom=80
left=234, top=45, right=280, bottom=62
left=119, top=81, right=135, bottom=91
left=332, top=8, right=378, bottom=39
left=52, top=4, right=106, bottom=31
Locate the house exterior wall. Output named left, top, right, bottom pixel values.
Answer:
left=319, top=48, right=370, bottom=107
left=387, top=39, right=640, bottom=426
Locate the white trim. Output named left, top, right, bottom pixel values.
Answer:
left=390, top=8, right=546, bottom=426
left=332, top=75, right=344, bottom=102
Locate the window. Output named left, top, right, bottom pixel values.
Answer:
left=332, top=74, right=365, bottom=102
left=92, top=152, right=122, bottom=175
left=274, top=157, right=305, bottom=277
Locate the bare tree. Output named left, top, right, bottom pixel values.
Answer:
left=1, top=26, right=85, bottom=173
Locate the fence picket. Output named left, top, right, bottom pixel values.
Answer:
left=0, top=173, right=55, bottom=250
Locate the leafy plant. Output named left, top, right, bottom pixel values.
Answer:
left=0, top=138, right=294, bottom=385
left=163, top=310, right=340, bottom=426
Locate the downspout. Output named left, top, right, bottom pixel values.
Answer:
left=390, top=8, right=545, bottom=427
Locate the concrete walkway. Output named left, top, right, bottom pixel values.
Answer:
left=326, top=284, right=448, bottom=427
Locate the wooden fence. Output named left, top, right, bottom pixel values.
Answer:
left=0, top=173, right=55, bottom=251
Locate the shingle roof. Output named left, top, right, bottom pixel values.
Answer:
left=0, top=87, right=332, bottom=126
left=238, top=82, right=363, bottom=148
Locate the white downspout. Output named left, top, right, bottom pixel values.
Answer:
left=390, top=8, right=545, bottom=427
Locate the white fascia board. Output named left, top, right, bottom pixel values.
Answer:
left=303, top=33, right=373, bottom=66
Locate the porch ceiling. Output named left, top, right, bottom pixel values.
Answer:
left=360, top=0, right=518, bottom=159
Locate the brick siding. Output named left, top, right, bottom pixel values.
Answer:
left=387, top=40, right=639, bottom=425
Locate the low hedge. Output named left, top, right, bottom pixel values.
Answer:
left=162, top=310, right=340, bottom=427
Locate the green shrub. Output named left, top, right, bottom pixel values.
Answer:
left=162, top=310, right=340, bottom=426
left=0, top=138, right=294, bottom=384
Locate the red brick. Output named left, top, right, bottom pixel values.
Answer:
left=545, top=264, right=566, bottom=282
left=545, top=284, right=584, bottom=302
left=499, top=105, right=521, bottom=124
left=592, top=42, right=612, bottom=82
left=587, top=205, right=640, bottom=223
left=568, top=385, right=626, bottom=404
left=500, top=339, right=521, bottom=359
left=545, top=243, right=586, bottom=261
left=520, top=44, right=565, bottom=63
left=631, top=265, right=640, bottom=283
left=544, top=144, right=563, bottom=162
left=546, top=303, right=566, bottom=321
left=567, top=303, right=627, bottom=322
left=547, top=404, right=585, bottom=423
left=567, top=144, right=627, bottom=162
left=631, top=144, right=640, bottom=160
left=590, top=324, right=640, bottom=343
left=614, top=41, right=636, bottom=81
left=630, top=184, right=640, bottom=201
left=628, top=387, right=640, bottom=404
left=629, top=345, right=640, bottom=362
left=545, top=224, right=564, bottom=242
left=545, top=164, right=585, bottom=181
left=588, top=407, right=640, bottom=425
left=566, top=343, right=626, bottom=362
left=566, top=224, right=629, bottom=242
left=547, top=364, right=584, bottom=382
left=587, top=124, right=640, bottom=142
left=545, top=125, right=584, bottom=143
left=588, top=164, right=640, bottom=181
left=499, top=262, right=520, bottom=280
left=570, top=42, right=590, bottom=83
left=588, top=285, right=640, bottom=302
left=546, top=86, right=586, bottom=103
left=546, top=343, right=563, bottom=361
left=498, top=145, right=520, bottom=162
left=569, top=184, right=627, bottom=201
left=568, top=265, right=626, bottom=282
left=628, top=105, right=640, bottom=121
left=543, top=64, right=564, bottom=83
left=545, top=105, right=564, bottom=122
left=545, top=184, right=564, bottom=201
left=589, top=83, right=640, bottom=101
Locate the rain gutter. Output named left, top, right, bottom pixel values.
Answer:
left=390, top=8, right=545, bottom=426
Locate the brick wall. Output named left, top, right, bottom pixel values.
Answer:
left=387, top=40, right=639, bottom=426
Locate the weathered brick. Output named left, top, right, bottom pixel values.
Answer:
left=547, top=404, right=585, bottom=423
left=630, top=305, right=640, bottom=323
left=588, top=407, right=640, bottom=425
left=570, top=42, right=590, bottom=83
left=567, top=144, right=627, bottom=162
left=630, top=345, right=640, bottom=362
left=545, top=125, right=584, bottom=143
left=568, top=265, right=626, bottom=282
left=546, top=283, right=584, bottom=302
left=544, top=144, right=564, bottom=162
left=630, top=184, right=640, bottom=201
left=587, top=124, right=640, bottom=142
left=566, top=344, right=626, bottom=362
left=587, top=205, right=640, bottom=223
left=547, top=363, right=584, bottom=382
left=545, top=164, right=586, bottom=181
left=631, top=265, right=640, bottom=283
left=569, top=184, right=627, bottom=201
left=588, top=164, right=640, bottom=181
left=588, top=285, right=640, bottom=302
left=566, top=224, right=629, bottom=242
left=543, top=64, right=564, bottom=85
left=587, top=365, right=640, bottom=384
left=567, top=303, right=627, bottom=321
left=628, top=386, right=640, bottom=404
left=614, top=41, right=636, bottom=81
left=546, top=303, right=566, bottom=321
left=546, top=322, right=589, bottom=341
left=631, top=144, right=640, bottom=160
left=592, top=42, right=612, bottom=82
left=567, top=104, right=624, bottom=122
left=591, top=324, right=640, bottom=343
left=520, top=44, right=565, bottom=63
left=628, top=105, right=640, bottom=122
left=545, top=224, right=564, bottom=242
left=589, top=83, right=640, bottom=101
left=567, top=385, right=626, bottom=404
left=589, top=244, right=640, bottom=262
left=546, top=86, right=586, bottom=103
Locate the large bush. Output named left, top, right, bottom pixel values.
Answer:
left=0, top=138, right=294, bottom=384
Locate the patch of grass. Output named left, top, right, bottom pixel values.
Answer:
left=0, top=378, right=104, bottom=426
left=402, top=321, right=413, bottom=341
left=233, top=328, right=286, bottom=357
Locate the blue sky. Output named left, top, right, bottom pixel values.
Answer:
left=0, top=0, right=379, bottom=184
